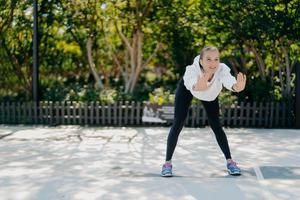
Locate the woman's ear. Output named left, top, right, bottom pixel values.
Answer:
left=199, top=59, right=203, bottom=66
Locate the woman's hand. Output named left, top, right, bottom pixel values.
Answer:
left=193, top=72, right=212, bottom=91
left=232, top=72, right=246, bottom=92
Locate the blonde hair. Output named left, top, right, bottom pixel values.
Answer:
left=200, top=46, right=219, bottom=59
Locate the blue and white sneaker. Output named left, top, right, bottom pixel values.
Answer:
left=161, top=163, right=173, bottom=177
left=227, top=161, right=241, bottom=176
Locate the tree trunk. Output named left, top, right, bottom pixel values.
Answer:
left=86, top=36, right=103, bottom=89
left=129, top=29, right=143, bottom=93
left=248, top=44, right=266, bottom=81
left=240, top=46, right=248, bottom=73
left=2, top=39, right=31, bottom=94
left=276, top=51, right=285, bottom=96
left=227, top=57, right=238, bottom=75
left=282, top=46, right=291, bottom=99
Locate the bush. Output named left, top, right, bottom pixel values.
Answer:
left=99, top=89, right=118, bottom=104
left=148, top=87, right=175, bottom=105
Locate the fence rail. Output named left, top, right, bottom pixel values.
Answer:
left=0, top=101, right=294, bottom=128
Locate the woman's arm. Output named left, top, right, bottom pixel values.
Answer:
left=183, top=65, right=198, bottom=91
left=232, top=72, right=247, bottom=92
left=192, top=73, right=211, bottom=91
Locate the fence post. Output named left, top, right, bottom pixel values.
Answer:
left=33, top=101, right=38, bottom=124
left=296, top=61, right=300, bottom=129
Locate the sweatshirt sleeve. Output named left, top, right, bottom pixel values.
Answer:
left=221, top=64, right=237, bottom=91
left=183, top=65, right=198, bottom=91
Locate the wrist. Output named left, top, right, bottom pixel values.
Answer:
left=193, top=83, right=208, bottom=91
left=232, top=84, right=238, bottom=92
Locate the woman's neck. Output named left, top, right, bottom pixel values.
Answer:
left=200, top=64, right=214, bottom=81
left=207, top=73, right=214, bottom=82
left=202, top=69, right=214, bottom=81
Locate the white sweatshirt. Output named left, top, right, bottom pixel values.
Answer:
left=183, top=55, right=237, bottom=101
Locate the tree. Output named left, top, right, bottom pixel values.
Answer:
left=200, top=0, right=300, bottom=100
left=104, top=0, right=162, bottom=93
left=0, top=0, right=33, bottom=100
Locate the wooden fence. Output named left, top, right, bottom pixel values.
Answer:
left=0, top=101, right=294, bottom=128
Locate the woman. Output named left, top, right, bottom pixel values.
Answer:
left=161, top=46, right=246, bottom=177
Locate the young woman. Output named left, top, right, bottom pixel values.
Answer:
left=161, top=46, right=246, bottom=177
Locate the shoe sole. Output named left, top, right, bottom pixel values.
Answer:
left=227, top=169, right=241, bottom=176
left=161, top=173, right=173, bottom=177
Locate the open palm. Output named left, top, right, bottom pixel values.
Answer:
left=233, top=72, right=246, bottom=92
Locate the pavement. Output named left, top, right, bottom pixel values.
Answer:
left=0, top=125, right=300, bottom=200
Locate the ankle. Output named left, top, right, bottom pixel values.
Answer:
left=165, top=160, right=172, bottom=165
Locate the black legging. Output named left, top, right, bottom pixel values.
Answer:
left=165, top=78, right=232, bottom=161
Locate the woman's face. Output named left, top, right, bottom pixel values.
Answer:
left=200, top=50, right=220, bottom=74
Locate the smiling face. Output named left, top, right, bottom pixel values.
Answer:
left=200, top=49, right=220, bottom=74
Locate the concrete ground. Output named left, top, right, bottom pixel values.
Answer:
left=0, top=125, right=300, bottom=200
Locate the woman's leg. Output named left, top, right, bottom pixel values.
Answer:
left=201, top=98, right=232, bottom=160
left=165, top=78, right=193, bottom=161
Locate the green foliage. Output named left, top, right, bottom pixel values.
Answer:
left=42, top=78, right=118, bottom=103
left=238, top=76, right=274, bottom=102
left=99, top=89, right=118, bottom=104
left=219, top=90, right=238, bottom=106
left=148, top=87, right=175, bottom=105
left=0, top=0, right=298, bottom=103
left=218, top=90, right=238, bottom=115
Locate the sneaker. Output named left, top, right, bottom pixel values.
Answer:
left=161, top=163, right=173, bottom=177
left=227, top=161, right=241, bottom=176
